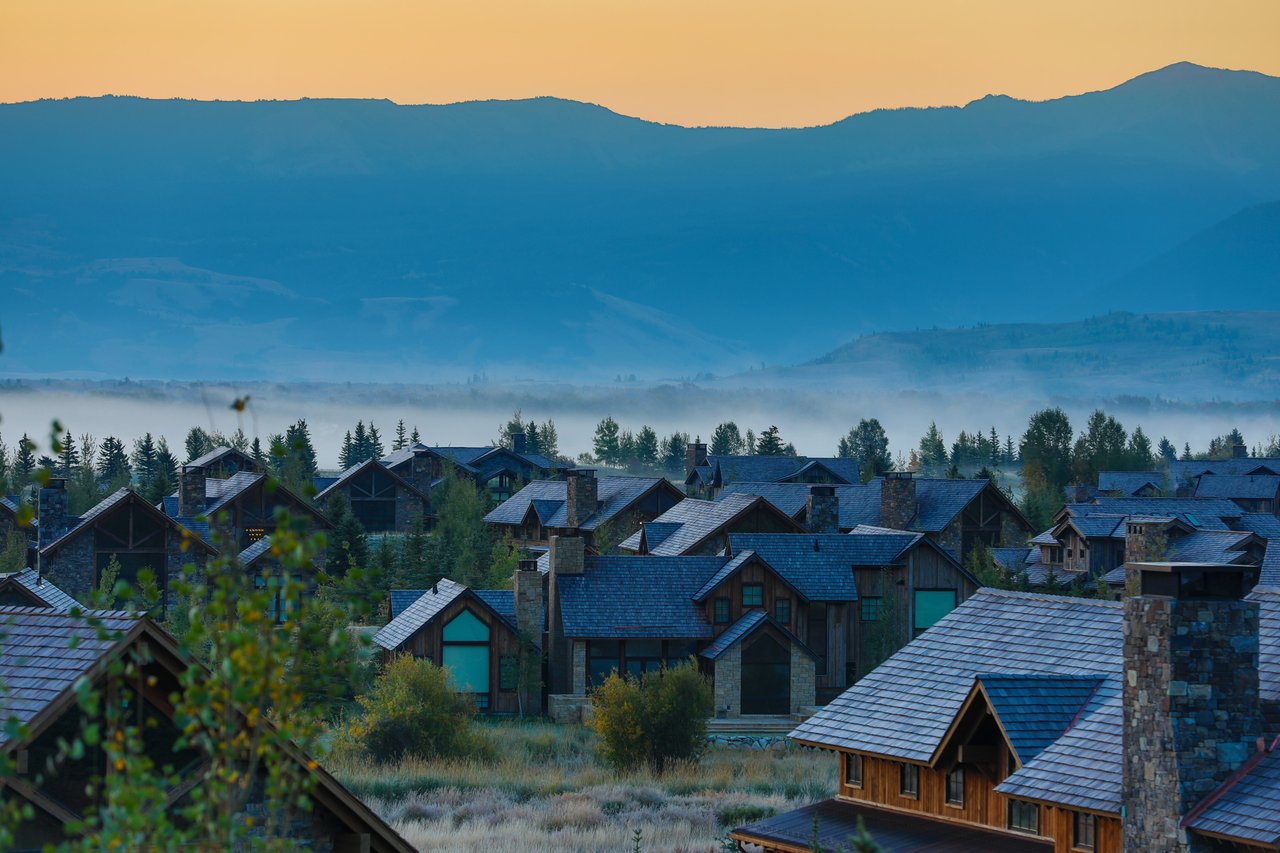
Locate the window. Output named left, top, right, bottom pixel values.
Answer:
left=860, top=596, right=882, bottom=622
left=946, top=766, right=965, bottom=806
left=442, top=609, right=491, bottom=710
left=714, top=598, right=730, bottom=624
left=774, top=598, right=791, bottom=625
left=899, top=763, right=919, bottom=798
left=1008, top=800, right=1039, bottom=835
left=1072, top=812, right=1096, bottom=851
left=623, top=640, right=663, bottom=678
left=1049, top=547, right=1064, bottom=563
left=844, top=753, right=863, bottom=788
left=913, top=590, right=957, bottom=634
left=742, top=584, right=763, bottom=607
left=588, top=640, right=621, bottom=686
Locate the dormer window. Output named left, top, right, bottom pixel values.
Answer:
left=742, top=584, right=763, bottom=608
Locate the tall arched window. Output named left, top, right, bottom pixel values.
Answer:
left=442, top=609, right=491, bottom=710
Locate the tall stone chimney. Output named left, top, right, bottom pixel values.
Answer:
left=178, top=464, right=207, bottom=518
left=512, top=432, right=527, bottom=455
left=880, top=472, right=916, bottom=531
left=1122, top=562, right=1262, bottom=852
left=1232, top=443, right=1248, bottom=459
left=807, top=485, right=840, bottom=533
left=37, top=478, right=70, bottom=550
left=565, top=469, right=598, bottom=530
left=546, top=536, right=585, bottom=694
left=1124, top=519, right=1168, bottom=565
left=513, top=558, right=545, bottom=714
left=685, top=440, right=708, bottom=478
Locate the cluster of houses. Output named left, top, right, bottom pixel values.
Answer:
left=5, top=430, right=1280, bottom=851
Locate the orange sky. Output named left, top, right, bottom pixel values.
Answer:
left=3, top=0, right=1277, bottom=127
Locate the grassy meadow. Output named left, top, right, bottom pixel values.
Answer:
left=330, top=718, right=835, bottom=852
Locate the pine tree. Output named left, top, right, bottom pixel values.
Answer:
left=132, top=433, right=158, bottom=493
left=97, top=437, right=131, bottom=486
left=918, top=422, right=948, bottom=475
left=229, top=427, right=250, bottom=452
left=540, top=420, right=559, bottom=459
left=285, top=419, right=318, bottom=476
left=1003, top=435, right=1017, bottom=466
left=185, top=427, right=213, bottom=463
left=1182, top=442, right=1193, bottom=461
left=410, top=425, right=421, bottom=444
left=524, top=421, right=541, bottom=456
left=393, top=419, right=408, bottom=451
left=15, top=434, right=36, bottom=484
left=661, top=432, right=689, bottom=474
left=1127, top=426, right=1155, bottom=470
left=635, top=426, right=660, bottom=468
left=755, top=425, right=786, bottom=456
left=58, top=432, right=81, bottom=476
left=989, top=426, right=1001, bottom=467
left=351, top=421, right=368, bottom=464
left=324, top=493, right=369, bottom=579
left=340, top=431, right=355, bottom=469
left=710, top=422, right=745, bottom=456
left=617, top=430, right=636, bottom=469
left=1020, top=408, right=1074, bottom=493
left=1157, top=437, right=1177, bottom=464
left=368, top=422, right=385, bottom=460
left=250, top=436, right=266, bottom=465
left=843, top=419, right=892, bottom=475
left=152, top=438, right=180, bottom=503
left=745, top=429, right=756, bottom=455
left=593, top=417, right=621, bottom=466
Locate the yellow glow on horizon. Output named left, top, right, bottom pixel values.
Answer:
left=2, top=0, right=1278, bottom=127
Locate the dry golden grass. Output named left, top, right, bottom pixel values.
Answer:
left=331, top=719, right=835, bottom=852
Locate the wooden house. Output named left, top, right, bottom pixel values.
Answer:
left=732, top=566, right=1280, bottom=853
left=314, top=457, right=433, bottom=533
left=380, top=437, right=557, bottom=504
left=719, top=474, right=1034, bottom=564
left=484, top=469, right=684, bottom=551
left=374, top=572, right=544, bottom=715
left=162, top=468, right=333, bottom=553
left=1095, top=471, right=1166, bottom=497
left=184, top=445, right=265, bottom=479
left=683, top=441, right=863, bottom=499
left=0, top=605, right=412, bottom=852
left=0, top=569, right=80, bottom=612
left=1194, top=473, right=1280, bottom=515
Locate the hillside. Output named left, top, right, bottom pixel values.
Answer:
left=1, top=63, right=1278, bottom=381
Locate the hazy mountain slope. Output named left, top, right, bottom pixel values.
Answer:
left=1, top=63, right=1278, bottom=381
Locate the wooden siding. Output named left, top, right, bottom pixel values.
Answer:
left=839, top=753, right=1121, bottom=853
left=393, top=597, right=525, bottom=715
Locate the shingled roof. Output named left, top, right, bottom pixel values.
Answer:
left=978, top=673, right=1108, bottom=765
left=313, top=456, right=432, bottom=504
left=1195, top=474, right=1280, bottom=500
left=556, top=556, right=729, bottom=639
left=1171, top=457, right=1280, bottom=481
left=42, top=488, right=217, bottom=558
left=617, top=493, right=801, bottom=556
left=0, top=569, right=81, bottom=612
left=699, top=609, right=816, bottom=662
left=1097, top=471, right=1167, bottom=496
left=485, top=476, right=674, bottom=532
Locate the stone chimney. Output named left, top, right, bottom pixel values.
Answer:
left=37, top=478, right=70, bottom=550
left=880, top=472, right=916, bottom=531
left=806, top=485, right=839, bottom=533
left=513, top=558, right=545, bottom=714
left=1232, top=443, right=1248, bottom=459
left=565, top=469, right=598, bottom=530
left=546, top=536, right=585, bottom=694
left=1124, top=519, right=1167, bottom=565
left=685, top=440, right=708, bottom=478
left=512, top=432, right=527, bottom=455
left=1123, top=562, right=1262, bottom=851
left=178, top=464, right=207, bottom=518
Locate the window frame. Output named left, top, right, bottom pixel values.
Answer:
left=899, top=763, right=919, bottom=799
left=713, top=597, right=730, bottom=624
left=1072, top=811, right=1096, bottom=851
left=859, top=596, right=882, bottom=622
left=774, top=597, right=791, bottom=626
left=741, top=584, right=764, bottom=608
left=1007, top=799, right=1040, bottom=835
left=945, top=766, right=965, bottom=807
left=844, top=753, right=863, bottom=789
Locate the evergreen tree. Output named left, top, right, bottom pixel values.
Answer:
left=496, top=409, right=525, bottom=450
left=151, top=438, right=180, bottom=503
left=1071, top=409, right=1129, bottom=484
left=351, top=421, right=368, bottom=464
left=324, top=493, right=369, bottom=579
left=842, top=419, right=892, bottom=474
left=410, top=425, right=421, bottom=444
left=744, top=429, right=756, bottom=455
left=1157, top=437, right=1178, bottom=464
left=989, top=426, right=1001, bottom=467
left=1020, top=408, right=1074, bottom=493
left=132, top=433, right=158, bottom=493
left=617, top=430, right=636, bottom=469
left=396, top=516, right=431, bottom=588
left=250, top=436, right=266, bottom=465
left=1003, top=435, right=1017, bottom=466
left=367, top=422, right=385, bottom=460
left=918, top=422, right=948, bottom=476
left=97, top=435, right=133, bottom=489
left=524, top=421, right=541, bottom=456
left=15, top=433, right=36, bottom=484
left=755, top=425, right=786, bottom=456
left=58, top=431, right=81, bottom=476
left=539, top=420, right=559, bottom=460
left=340, top=431, right=355, bottom=469
left=185, top=426, right=214, bottom=463
left=229, top=427, right=250, bottom=452
left=1127, top=426, right=1155, bottom=470
left=661, top=432, right=689, bottom=474
left=593, top=417, right=621, bottom=466
left=393, top=419, right=408, bottom=451
left=635, top=426, right=660, bottom=468
left=710, top=422, right=745, bottom=456
left=284, top=419, right=319, bottom=476
left=0, top=435, right=10, bottom=490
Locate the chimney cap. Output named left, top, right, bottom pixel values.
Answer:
left=809, top=484, right=836, bottom=497
left=1129, top=561, right=1258, bottom=600
left=518, top=559, right=539, bottom=572
left=43, top=477, right=67, bottom=490
left=568, top=467, right=596, bottom=477
left=885, top=471, right=914, bottom=480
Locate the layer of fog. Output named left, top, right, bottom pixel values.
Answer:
left=2, top=381, right=1276, bottom=471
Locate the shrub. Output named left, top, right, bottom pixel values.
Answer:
left=342, top=654, right=493, bottom=762
left=590, top=659, right=714, bottom=772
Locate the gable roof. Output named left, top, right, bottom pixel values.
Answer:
left=557, top=556, right=729, bottom=639
left=699, top=609, right=816, bottom=662
left=617, top=493, right=801, bottom=556
left=726, top=532, right=930, bottom=600
left=380, top=443, right=556, bottom=479
left=0, top=569, right=81, bottom=612
left=1097, top=471, right=1166, bottom=495
left=186, top=446, right=263, bottom=472
left=1194, top=474, right=1280, bottom=500
left=1238, top=514, right=1280, bottom=539
left=1171, top=457, right=1280, bottom=481
left=201, top=472, right=333, bottom=528
left=373, top=580, right=516, bottom=651
left=485, top=476, right=677, bottom=532
left=237, top=536, right=274, bottom=569
left=977, top=673, right=1107, bottom=765
left=1058, top=497, right=1245, bottom=533
left=40, top=488, right=217, bottom=558
left=1184, top=747, right=1280, bottom=846
left=313, top=456, right=432, bottom=504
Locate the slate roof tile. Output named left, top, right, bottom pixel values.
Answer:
left=618, top=494, right=778, bottom=556
left=557, top=556, right=727, bottom=639
left=1096, top=471, right=1167, bottom=496
left=1195, top=474, right=1280, bottom=500
left=486, top=477, right=668, bottom=532
left=0, top=569, right=82, bottom=613
left=373, top=579, right=469, bottom=651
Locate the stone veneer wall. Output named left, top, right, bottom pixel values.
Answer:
left=571, top=640, right=587, bottom=695
left=713, top=645, right=742, bottom=717
left=393, top=486, right=425, bottom=532
left=999, top=511, right=1026, bottom=548
left=43, top=531, right=95, bottom=597
left=790, top=646, right=816, bottom=714
left=935, top=517, right=963, bottom=556
left=880, top=476, right=916, bottom=531
left=806, top=493, right=840, bottom=534
left=1122, top=595, right=1261, bottom=853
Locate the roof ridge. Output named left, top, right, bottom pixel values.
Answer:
left=976, top=588, right=1124, bottom=608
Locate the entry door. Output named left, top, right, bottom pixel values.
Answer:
left=740, top=634, right=790, bottom=715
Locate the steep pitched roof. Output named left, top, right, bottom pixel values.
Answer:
left=1097, top=471, right=1166, bottom=495
left=790, top=590, right=1123, bottom=765
left=312, top=456, right=431, bottom=504
left=556, top=556, right=728, bottom=639
left=1238, top=514, right=1280, bottom=538
left=1195, top=474, right=1280, bottom=500
left=617, top=493, right=800, bottom=556
left=200, top=473, right=333, bottom=529
left=186, top=446, right=263, bottom=472
left=485, top=476, right=675, bottom=532
left=0, top=569, right=81, bottom=613
left=41, top=488, right=217, bottom=558
left=699, top=610, right=816, bottom=662
left=727, top=531, right=938, bottom=599
left=1184, top=747, right=1280, bottom=846
left=978, top=673, right=1107, bottom=765
left=1171, top=457, right=1280, bottom=480
left=374, top=579, right=466, bottom=651
left=237, top=536, right=274, bottom=568
left=1168, top=530, right=1259, bottom=564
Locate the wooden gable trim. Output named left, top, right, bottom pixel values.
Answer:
left=317, top=457, right=431, bottom=505
left=221, top=476, right=335, bottom=530
left=695, top=552, right=809, bottom=604
left=0, top=578, right=52, bottom=609
left=41, top=491, right=218, bottom=559
left=691, top=497, right=804, bottom=555
left=915, top=536, right=983, bottom=589
left=927, top=678, right=1008, bottom=769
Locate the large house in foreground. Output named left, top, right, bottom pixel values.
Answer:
left=0, top=606, right=411, bottom=852
left=732, top=562, right=1280, bottom=853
